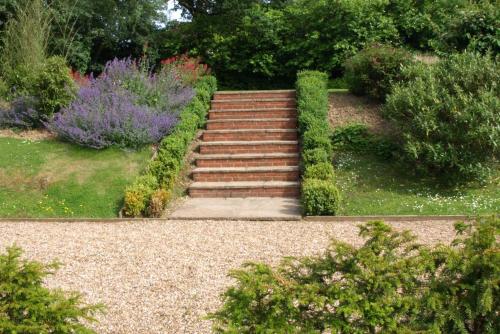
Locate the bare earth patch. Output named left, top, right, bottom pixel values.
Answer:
left=329, top=93, right=393, bottom=134
left=0, top=128, right=55, bottom=140
left=0, top=219, right=457, bottom=334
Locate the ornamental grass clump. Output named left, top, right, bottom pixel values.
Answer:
left=48, top=58, right=195, bottom=149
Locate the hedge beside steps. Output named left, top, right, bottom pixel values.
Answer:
left=296, top=71, right=340, bottom=216
left=123, top=76, right=217, bottom=217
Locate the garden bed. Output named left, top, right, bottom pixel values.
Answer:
left=0, top=136, right=151, bottom=218
left=329, top=92, right=500, bottom=216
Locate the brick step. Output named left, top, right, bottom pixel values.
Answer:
left=192, top=166, right=299, bottom=182
left=211, top=98, right=296, bottom=110
left=189, top=181, right=300, bottom=198
left=206, top=118, right=297, bottom=130
left=203, top=129, right=297, bottom=142
left=196, top=153, right=299, bottom=168
left=214, top=90, right=296, bottom=101
left=209, top=108, right=296, bottom=120
left=199, top=141, right=299, bottom=155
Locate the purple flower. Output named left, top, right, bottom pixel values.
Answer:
left=48, top=58, right=195, bottom=149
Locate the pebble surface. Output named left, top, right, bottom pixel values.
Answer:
left=0, top=219, right=458, bottom=333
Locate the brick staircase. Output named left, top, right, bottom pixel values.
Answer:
left=189, top=90, right=300, bottom=198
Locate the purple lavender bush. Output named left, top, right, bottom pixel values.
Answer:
left=48, top=58, right=195, bottom=149
left=0, top=96, right=40, bottom=129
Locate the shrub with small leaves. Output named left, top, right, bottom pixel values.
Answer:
left=302, top=148, right=330, bottom=168
left=210, top=217, right=500, bottom=333
left=301, top=178, right=340, bottom=216
left=304, top=162, right=335, bottom=182
left=384, top=52, right=499, bottom=182
left=345, top=43, right=413, bottom=101
left=0, top=246, right=103, bottom=333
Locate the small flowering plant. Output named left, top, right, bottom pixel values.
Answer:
left=160, top=54, right=211, bottom=85
left=48, top=58, right=195, bottom=149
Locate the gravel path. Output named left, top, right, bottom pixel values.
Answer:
left=0, top=219, right=458, bottom=333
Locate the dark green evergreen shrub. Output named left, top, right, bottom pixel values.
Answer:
left=345, top=44, right=413, bottom=101
left=304, top=162, right=335, bottom=182
left=34, top=56, right=76, bottom=118
left=384, top=53, right=499, bottom=182
left=301, top=179, right=340, bottom=216
left=210, top=217, right=500, bottom=333
left=123, top=75, right=217, bottom=217
left=0, top=246, right=102, bottom=333
left=302, top=148, right=330, bottom=168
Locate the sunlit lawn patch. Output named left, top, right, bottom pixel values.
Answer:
left=0, top=137, right=150, bottom=218
left=335, top=151, right=499, bottom=216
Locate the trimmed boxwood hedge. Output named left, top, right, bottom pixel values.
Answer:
left=123, top=75, right=217, bottom=217
left=296, top=71, right=340, bottom=216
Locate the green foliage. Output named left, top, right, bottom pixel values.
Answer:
left=331, top=123, right=398, bottom=159
left=123, top=75, right=217, bottom=217
left=0, top=246, right=102, bottom=333
left=345, top=44, right=414, bottom=101
left=302, top=148, right=330, bottom=168
left=296, top=71, right=339, bottom=216
left=422, top=216, right=500, bottom=333
left=301, top=178, right=340, bottom=216
left=123, top=174, right=158, bottom=217
left=384, top=53, right=499, bottom=183
left=304, top=162, right=335, bottom=182
left=0, top=0, right=51, bottom=96
left=34, top=56, right=76, bottom=118
left=211, top=217, right=500, bottom=333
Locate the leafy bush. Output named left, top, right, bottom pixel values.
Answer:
left=296, top=71, right=339, bottom=216
left=210, top=217, right=500, bottom=333
left=48, top=58, right=194, bottom=149
left=34, top=56, right=76, bottom=118
left=161, top=54, right=211, bottom=85
left=301, top=179, right=340, bottom=216
left=345, top=44, right=413, bottom=101
left=302, top=148, right=330, bottom=168
left=304, top=162, right=335, bottom=182
left=0, top=0, right=50, bottom=96
left=0, top=246, right=102, bottom=333
left=384, top=53, right=499, bottom=182
left=331, top=123, right=398, bottom=159
left=0, top=96, right=39, bottom=128
left=123, top=174, right=158, bottom=217
left=123, top=75, right=217, bottom=217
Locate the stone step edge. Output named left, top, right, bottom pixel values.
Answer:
left=216, top=90, right=296, bottom=94
left=189, top=181, right=300, bottom=189
left=196, top=153, right=299, bottom=159
left=212, top=98, right=296, bottom=103
left=199, top=140, right=298, bottom=146
left=206, top=118, right=295, bottom=124
left=204, top=129, right=297, bottom=134
left=193, top=166, right=299, bottom=173
left=210, top=107, right=296, bottom=112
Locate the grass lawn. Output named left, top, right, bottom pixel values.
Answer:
left=335, top=151, right=500, bottom=216
left=0, top=137, right=150, bottom=218
left=329, top=91, right=499, bottom=216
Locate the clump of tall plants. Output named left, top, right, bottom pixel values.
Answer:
left=48, top=58, right=195, bottom=149
left=210, top=216, right=500, bottom=333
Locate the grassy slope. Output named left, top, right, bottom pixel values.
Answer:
left=335, top=151, right=500, bottom=216
left=0, top=137, right=150, bottom=218
left=329, top=91, right=499, bottom=216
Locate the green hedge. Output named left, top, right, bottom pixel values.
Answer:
left=296, top=71, right=340, bottom=216
left=123, top=75, right=217, bottom=217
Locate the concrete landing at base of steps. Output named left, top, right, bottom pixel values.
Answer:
left=169, top=198, right=302, bottom=221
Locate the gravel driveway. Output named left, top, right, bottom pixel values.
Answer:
left=0, top=219, right=458, bottom=333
